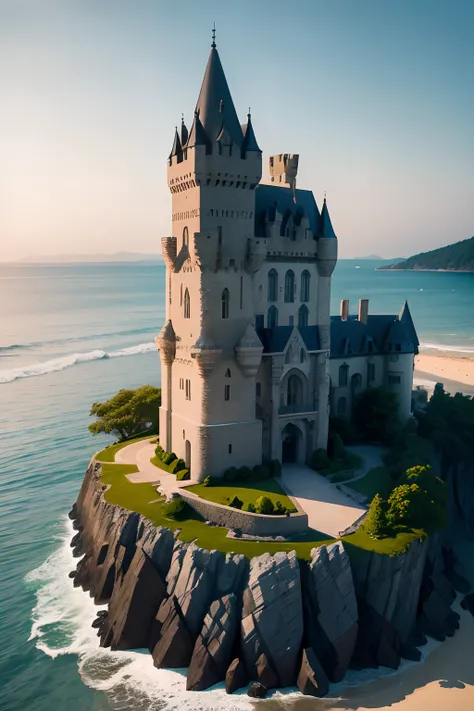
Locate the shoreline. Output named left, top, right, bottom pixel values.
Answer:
left=376, top=267, right=474, bottom=273
left=414, top=352, right=474, bottom=395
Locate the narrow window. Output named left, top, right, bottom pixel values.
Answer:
left=185, top=379, right=191, bottom=400
left=224, top=384, right=231, bottom=401
left=300, top=270, right=310, bottom=302
left=284, top=270, right=295, bottom=302
left=240, top=276, right=243, bottom=309
left=300, top=348, right=306, bottom=363
left=180, top=283, right=183, bottom=306
left=168, top=275, right=172, bottom=304
left=184, top=288, right=190, bottom=318
left=182, top=226, right=189, bottom=248
left=221, top=288, right=230, bottom=319
left=267, top=305, right=278, bottom=328
left=368, top=363, right=375, bottom=383
left=298, top=304, right=309, bottom=327
left=337, top=397, right=347, bottom=417
left=183, top=429, right=185, bottom=439
left=268, top=269, right=278, bottom=302
left=256, top=382, right=261, bottom=397
left=339, top=364, right=349, bottom=387
left=225, top=368, right=231, bottom=378
left=228, top=444, right=232, bottom=454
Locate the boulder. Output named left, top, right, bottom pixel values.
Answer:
left=296, top=648, right=329, bottom=697
left=225, top=658, right=247, bottom=694
left=187, top=594, right=239, bottom=691
left=99, top=547, right=167, bottom=650
left=247, top=682, right=267, bottom=698
left=256, top=653, right=279, bottom=690
left=151, top=596, right=194, bottom=668
left=304, top=542, right=358, bottom=682
left=241, top=551, right=303, bottom=688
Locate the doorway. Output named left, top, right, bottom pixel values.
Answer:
left=281, top=423, right=301, bottom=463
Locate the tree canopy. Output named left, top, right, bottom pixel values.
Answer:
left=89, top=385, right=161, bottom=441
left=352, top=387, right=401, bottom=444
left=383, top=236, right=474, bottom=272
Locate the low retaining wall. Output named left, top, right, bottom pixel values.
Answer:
left=179, top=489, right=309, bottom=537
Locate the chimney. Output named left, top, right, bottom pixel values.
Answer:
left=358, top=298, right=369, bottom=324
left=340, top=299, right=349, bottom=322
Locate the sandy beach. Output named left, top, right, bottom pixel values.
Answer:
left=415, top=354, right=474, bottom=387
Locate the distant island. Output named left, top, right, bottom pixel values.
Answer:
left=379, top=237, right=474, bottom=272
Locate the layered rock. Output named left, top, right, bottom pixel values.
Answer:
left=297, top=648, right=329, bottom=697
left=241, top=551, right=303, bottom=688
left=303, top=542, right=358, bottom=682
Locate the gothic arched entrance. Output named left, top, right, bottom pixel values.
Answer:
left=281, top=423, right=302, bottom=463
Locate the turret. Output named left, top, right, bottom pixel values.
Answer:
left=317, top=198, right=338, bottom=277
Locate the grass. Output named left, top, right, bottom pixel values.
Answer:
left=187, top=478, right=294, bottom=511
left=95, top=435, right=154, bottom=463
left=347, top=466, right=395, bottom=501
left=99, top=461, right=424, bottom=560
left=150, top=455, right=177, bottom=474
left=343, top=525, right=426, bottom=556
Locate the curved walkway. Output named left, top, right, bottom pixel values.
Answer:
left=115, top=438, right=186, bottom=499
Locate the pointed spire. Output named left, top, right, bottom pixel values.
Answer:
left=319, top=197, right=337, bottom=239
left=194, top=46, right=243, bottom=147
left=180, top=114, right=188, bottom=146
left=169, top=126, right=182, bottom=161
left=186, top=110, right=210, bottom=150
left=241, top=110, right=261, bottom=156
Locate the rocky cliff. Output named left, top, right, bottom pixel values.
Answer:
left=69, top=460, right=468, bottom=697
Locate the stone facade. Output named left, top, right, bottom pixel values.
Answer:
left=156, top=42, right=337, bottom=481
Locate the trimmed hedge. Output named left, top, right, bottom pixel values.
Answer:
left=176, top=469, right=190, bottom=481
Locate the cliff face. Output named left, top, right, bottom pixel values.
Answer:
left=69, top=460, right=466, bottom=696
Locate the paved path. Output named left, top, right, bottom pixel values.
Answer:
left=115, top=438, right=187, bottom=499
left=279, top=464, right=367, bottom=538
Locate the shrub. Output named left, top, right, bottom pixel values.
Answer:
left=256, top=496, right=274, bottom=515
left=310, top=448, right=331, bottom=472
left=170, top=458, right=186, bottom=474
left=155, top=444, right=164, bottom=460
left=352, top=387, right=401, bottom=445
left=269, top=459, right=282, bottom=478
left=229, top=496, right=244, bottom=510
left=253, top=464, right=271, bottom=480
left=274, top=500, right=287, bottom=516
left=224, top=467, right=238, bottom=482
left=246, top=503, right=256, bottom=513
left=364, top=493, right=387, bottom=539
left=162, top=451, right=177, bottom=465
left=163, top=497, right=188, bottom=519
left=203, top=475, right=211, bottom=487
left=176, top=469, right=190, bottom=481
left=237, top=466, right=253, bottom=481
left=329, top=416, right=360, bottom=444
left=328, top=431, right=346, bottom=460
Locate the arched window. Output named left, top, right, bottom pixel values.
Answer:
left=339, top=364, right=349, bottom=387
left=221, top=288, right=229, bottom=319
left=285, top=347, right=292, bottom=364
left=300, top=270, right=310, bottom=302
left=268, top=269, right=278, bottom=302
left=351, top=373, right=362, bottom=391
left=287, top=374, right=303, bottom=406
left=184, top=288, right=190, bottom=319
left=300, top=348, right=306, bottom=363
left=182, top=226, right=189, bottom=248
left=298, top=304, right=309, bottom=327
left=267, top=305, right=278, bottom=328
left=225, top=368, right=231, bottom=378
left=284, top=270, right=295, bottom=302
left=337, top=397, right=347, bottom=417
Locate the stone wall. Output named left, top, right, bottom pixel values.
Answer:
left=179, top=488, right=308, bottom=536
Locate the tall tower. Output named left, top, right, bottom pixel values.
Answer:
left=156, top=39, right=264, bottom=481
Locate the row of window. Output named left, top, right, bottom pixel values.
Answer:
left=179, top=377, right=192, bottom=400
left=337, top=363, right=376, bottom=388
left=170, top=180, right=196, bottom=193
left=268, top=269, right=310, bottom=303
left=266, top=304, right=309, bottom=328
left=182, top=285, right=243, bottom=320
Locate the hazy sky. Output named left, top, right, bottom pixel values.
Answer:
left=1, top=0, right=473, bottom=261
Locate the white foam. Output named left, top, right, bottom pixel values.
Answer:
left=420, top=341, right=474, bottom=355
left=26, top=518, right=253, bottom=711
left=0, top=342, right=155, bottom=384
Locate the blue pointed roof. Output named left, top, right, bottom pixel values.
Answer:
left=254, top=184, right=321, bottom=237
left=195, top=46, right=243, bottom=147
left=241, top=113, right=261, bottom=154
left=169, top=127, right=182, bottom=160
left=319, top=198, right=337, bottom=239
left=186, top=111, right=210, bottom=149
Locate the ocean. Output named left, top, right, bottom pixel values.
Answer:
left=0, top=260, right=473, bottom=711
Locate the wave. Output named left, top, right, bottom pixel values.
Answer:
left=420, top=341, right=474, bottom=355
left=0, top=342, right=156, bottom=384
left=0, top=343, right=30, bottom=352
left=26, top=518, right=252, bottom=711
left=0, top=326, right=156, bottom=354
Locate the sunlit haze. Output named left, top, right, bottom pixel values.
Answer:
left=1, top=0, right=473, bottom=261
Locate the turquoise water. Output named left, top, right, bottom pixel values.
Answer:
left=0, top=260, right=473, bottom=710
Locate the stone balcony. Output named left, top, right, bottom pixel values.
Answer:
left=278, top=403, right=317, bottom=417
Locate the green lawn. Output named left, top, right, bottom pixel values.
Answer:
left=187, top=478, right=294, bottom=510
left=99, top=460, right=424, bottom=560
left=150, top=455, right=176, bottom=474
left=95, top=435, right=154, bottom=463
left=346, top=466, right=395, bottom=502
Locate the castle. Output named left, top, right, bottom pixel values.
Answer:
left=156, top=40, right=417, bottom=482
left=156, top=39, right=337, bottom=482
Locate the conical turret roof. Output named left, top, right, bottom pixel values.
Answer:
left=194, top=46, right=243, bottom=147
left=186, top=110, right=210, bottom=149
left=241, top=113, right=261, bottom=154
left=169, top=127, right=182, bottom=160
left=319, top=198, right=337, bottom=239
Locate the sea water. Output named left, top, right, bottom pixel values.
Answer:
left=0, top=260, right=473, bottom=710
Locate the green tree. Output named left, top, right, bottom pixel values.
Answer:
left=256, top=496, right=274, bottom=515
left=89, top=385, right=161, bottom=441
left=353, top=387, right=401, bottom=445
left=364, top=494, right=387, bottom=538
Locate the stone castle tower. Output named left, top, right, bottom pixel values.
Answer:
left=156, top=40, right=338, bottom=482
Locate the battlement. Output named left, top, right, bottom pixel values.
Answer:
left=269, top=154, right=299, bottom=187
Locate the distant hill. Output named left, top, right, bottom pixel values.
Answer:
left=380, top=237, right=474, bottom=272
left=19, top=252, right=162, bottom=264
